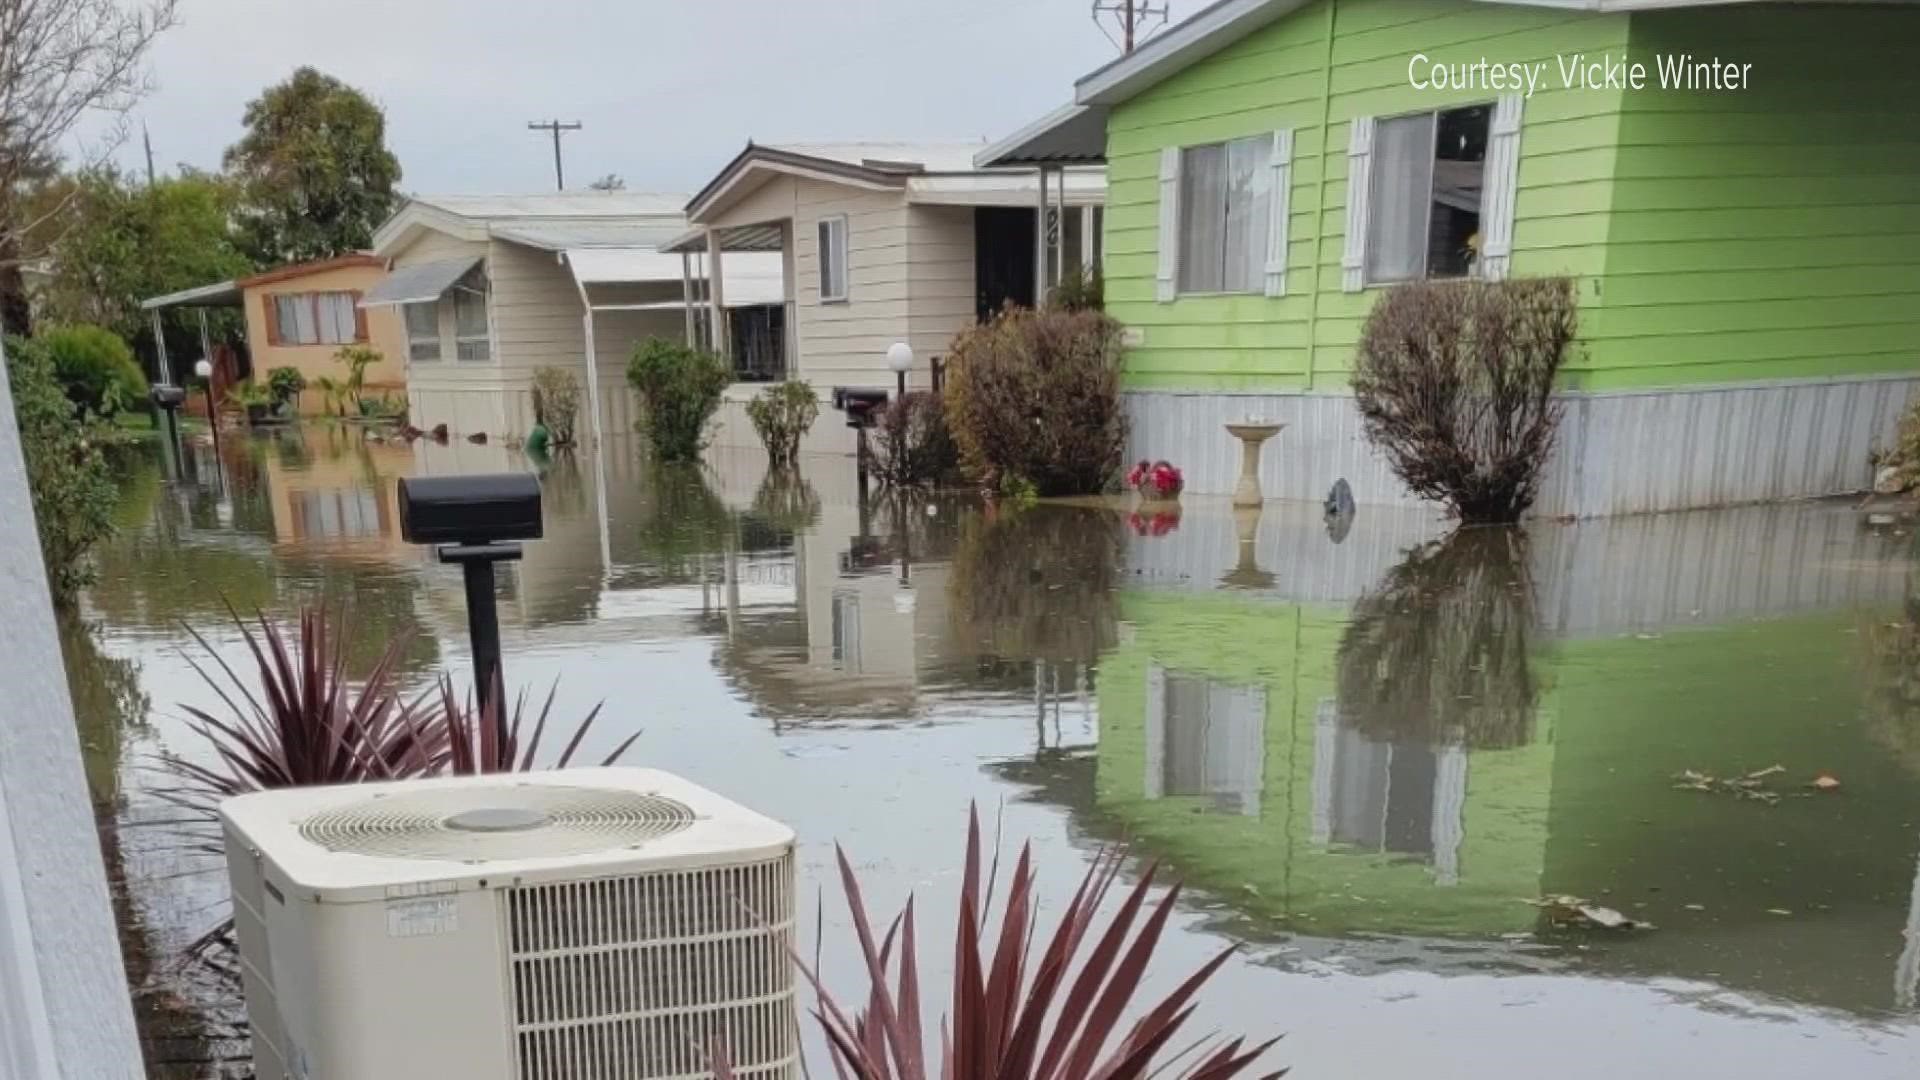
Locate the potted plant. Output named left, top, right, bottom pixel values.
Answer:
left=1127, top=459, right=1184, bottom=504
left=225, top=381, right=278, bottom=427
left=266, top=366, right=306, bottom=418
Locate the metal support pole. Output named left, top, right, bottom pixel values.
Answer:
left=895, top=369, right=907, bottom=403
left=1034, top=167, right=1049, bottom=305
left=931, top=357, right=944, bottom=395
left=150, top=309, right=172, bottom=384
left=680, top=252, right=698, bottom=348
left=1054, top=166, right=1068, bottom=289
left=705, top=228, right=729, bottom=359
left=439, top=542, right=523, bottom=716
left=201, top=381, right=221, bottom=462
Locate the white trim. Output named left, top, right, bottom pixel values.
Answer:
left=817, top=214, right=850, bottom=304
left=1341, top=116, right=1375, bottom=293
left=1481, top=94, right=1525, bottom=281
left=0, top=771, right=56, bottom=1079
left=690, top=158, right=902, bottom=221
left=1264, top=128, right=1294, bottom=297
left=1155, top=147, right=1181, bottom=303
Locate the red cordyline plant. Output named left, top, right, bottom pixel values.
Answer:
left=719, top=809, right=1284, bottom=1080
left=435, top=670, right=637, bottom=774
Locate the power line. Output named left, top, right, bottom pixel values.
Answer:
left=526, top=119, right=583, bottom=191
left=1092, top=0, right=1169, bottom=53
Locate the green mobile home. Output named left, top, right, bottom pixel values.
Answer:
left=981, top=0, right=1920, bottom=516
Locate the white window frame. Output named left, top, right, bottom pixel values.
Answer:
left=453, top=282, right=491, bottom=363
left=817, top=215, right=850, bottom=304
left=1344, top=95, right=1521, bottom=292
left=402, top=301, right=440, bottom=363
left=1158, top=129, right=1293, bottom=301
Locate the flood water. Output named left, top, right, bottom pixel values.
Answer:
left=69, top=427, right=1920, bottom=1078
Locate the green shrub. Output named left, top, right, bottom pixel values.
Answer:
left=267, top=366, right=306, bottom=408
left=944, top=307, right=1128, bottom=498
left=626, top=337, right=729, bottom=462
left=40, top=324, right=146, bottom=416
left=1047, top=264, right=1104, bottom=312
left=531, top=367, right=583, bottom=446
left=744, top=380, right=818, bottom=467
left=871, top=391, right=959, bottom=488
left=1352, top=277, right=1577, bottom=524
left=4, top=335, right=117, bottom=607
left=333, top=344, right=382, bottom=411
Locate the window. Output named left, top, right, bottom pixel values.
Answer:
left=817, top=215, right=849, bottom=302
left=1365, top=105, right=1490, bottom=284
left=1177, top=135, right=1272, bottom=294
left=727, top=303, right=786, bottom=383
left=268, top=291, right=363, bottom=345
left=453, top=282, right=490, bottom=362
left=403, top=302, right=439, bottom=362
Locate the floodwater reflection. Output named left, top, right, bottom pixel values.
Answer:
left=63, top=432, right=1920, bottom=1078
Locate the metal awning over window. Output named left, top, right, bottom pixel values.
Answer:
left=359, top=256, right=481, bottom=307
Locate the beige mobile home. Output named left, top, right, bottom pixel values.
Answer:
left=364, top=193, right=778, bottom=440
left=665, top=142, right=1105, bottom=451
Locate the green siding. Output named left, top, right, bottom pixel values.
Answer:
left=1580, top=6, right=1920, bottom=389
left=1103, top=0, right=1920, bottom=393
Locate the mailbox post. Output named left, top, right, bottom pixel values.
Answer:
left=398, top=474, right=543, bottom=714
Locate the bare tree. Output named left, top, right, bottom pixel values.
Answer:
left=0, top=0, right=179, bottom=333
left=587, top=172, right=625, bottom=192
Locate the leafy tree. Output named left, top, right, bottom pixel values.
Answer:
left=0, top=0, right=181, bottom=334
left=35, top=166, right=251, bottom=365
left=39, top=323, right=147, bottom=415
left=4, top=334, right=117, bottom=607
left=223, top=67, right=402, bottom=265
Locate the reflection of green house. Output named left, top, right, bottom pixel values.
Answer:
left=1098, top=591, right=1555, bottom=937
left=1095, top=575, right=1920, bottom=1015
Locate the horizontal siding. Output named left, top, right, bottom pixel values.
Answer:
left=789, top=177, right=913, bottom=390
left=1580, top=5, right=1920, bottom=388
left=1105, top=0, right=1630, bottom=392
left=906, top=204, right=976, bottom=389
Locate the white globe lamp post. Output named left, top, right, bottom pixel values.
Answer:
left=886, top=341, right=914, bottom=401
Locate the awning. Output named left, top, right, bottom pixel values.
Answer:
left=140, top=280, right=241, bottom=311
left=359, top=255, right=481, bottom=307
left=975, top=103, right=1109, bottom=168
left=565, top=248, right=786, bottom=307
left=660, top=223, right=786, bottom=256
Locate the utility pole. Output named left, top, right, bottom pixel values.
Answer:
left=527, top=119, right=582, bottom=191
left=142, top=122, right=156, bottom=186
left=1092, top=0, right=1169, bottom=53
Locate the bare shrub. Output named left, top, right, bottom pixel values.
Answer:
left=944, top=307, right=1128, bottom=497
left=870, top=390, right=959, bottom=487
left=1352, top=277, right=1577, bottom=523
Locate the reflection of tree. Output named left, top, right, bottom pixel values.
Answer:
left=631, top=462, right=735, bottom=578
left=948, top=504, right=1122, bottom=665
left=57, top=615, right=150, bottom=806
left=748, top=469, right=821, bottom=539
left=1336, top=527, right=1540, bottom=749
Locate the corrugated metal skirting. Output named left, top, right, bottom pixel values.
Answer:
left=1126, top=376, right=1920, bottom=518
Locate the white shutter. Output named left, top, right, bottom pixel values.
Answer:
left=1480, top=94, right=1525, bottom=282
left=1341, top=116, right=1375, bottom=293
left=1263, top=129, right=1294, bottom=297
left=1155, top=147, right=1181, bottom=303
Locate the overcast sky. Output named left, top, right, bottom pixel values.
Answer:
left=88, top=0, right=1146, bottom=196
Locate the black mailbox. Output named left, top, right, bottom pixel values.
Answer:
left=150, top=383, right=187, bottom=409
left=834, top=387, right=890, bottom=429
left=398, top=473, right=543, bottom=545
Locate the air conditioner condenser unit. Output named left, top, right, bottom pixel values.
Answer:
left=220, top=767, right=797, bottom=1080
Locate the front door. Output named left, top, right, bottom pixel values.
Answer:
left=975, top=207, right=1036, bottom=322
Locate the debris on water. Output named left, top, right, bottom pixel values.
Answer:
left=1809, top=771, right=1842, bottom=792
left=1683, top=903, right=1707, bottom=912
left=1527, top=894, right=1654, bottom=931
left=1766, top=908, right=1794, bottom=917
left=1672, top=764, right=1797, bottom=804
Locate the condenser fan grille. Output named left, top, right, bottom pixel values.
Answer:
left=506, top=854, right=797, bottom=1080
left=297, top=785, right=696, bottom=861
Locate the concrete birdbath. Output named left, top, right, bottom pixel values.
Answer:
left=1225, top=420, right=1285, bottom=508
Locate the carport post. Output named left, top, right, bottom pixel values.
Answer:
left=150, top=309, right=172, bottom=384
left=705, top=227, right=728, bottom=359
left=680, top=252, right=698, bottom=349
